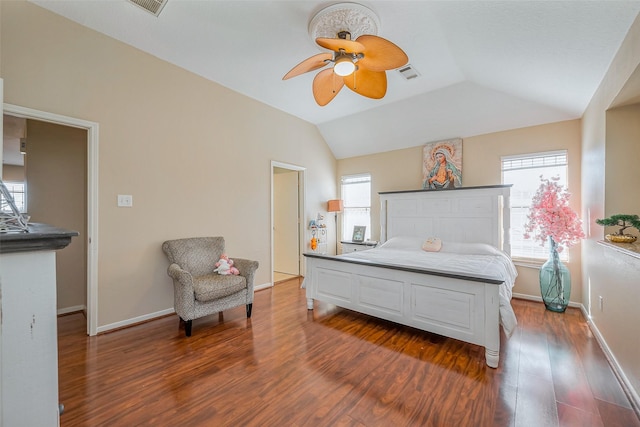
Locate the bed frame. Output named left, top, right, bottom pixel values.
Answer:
left=304, top=185, right=512, bottom=368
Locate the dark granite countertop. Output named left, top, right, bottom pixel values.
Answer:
left=0, top=223, right=79, bottom=254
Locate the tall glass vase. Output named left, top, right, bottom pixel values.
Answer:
left=539, top=236, right=571, bottom=312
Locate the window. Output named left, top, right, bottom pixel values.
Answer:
left=1, top=181, right=27, bottom=213
left=502, top=151, right=568, bottom=261
left=341, top=174, right=371, bottom=242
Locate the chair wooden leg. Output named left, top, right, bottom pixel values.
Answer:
left=184, top=319, right=192, bottom=337
left=246, top=303, right=253, bottom=318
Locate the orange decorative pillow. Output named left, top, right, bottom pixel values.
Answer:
left=422, top=237, right=442, bottom=252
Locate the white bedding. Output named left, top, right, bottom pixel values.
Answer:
left=337, top=237, right=518, bottom=337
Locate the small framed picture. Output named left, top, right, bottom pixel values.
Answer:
left=352, top=226, right=366, bottom=243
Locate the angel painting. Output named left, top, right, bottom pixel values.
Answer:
left=422, top=139, right=463, bottom=190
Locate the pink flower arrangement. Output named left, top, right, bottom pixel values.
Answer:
left=523, top=176, right=585, bottom=252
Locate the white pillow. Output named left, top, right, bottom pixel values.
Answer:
left=440, top=241, right=502, bottom=256
left=379, top=236, right=424, bottom=250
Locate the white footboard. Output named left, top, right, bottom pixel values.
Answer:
left=305, top=255, right=502, bottom=368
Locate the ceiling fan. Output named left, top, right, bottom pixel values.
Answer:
left=283, top=3, right=409, bottom=106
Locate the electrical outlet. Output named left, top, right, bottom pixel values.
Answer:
left=598, top=296, right=604, bottom=311
left=117, top=194, right=133, bottom=207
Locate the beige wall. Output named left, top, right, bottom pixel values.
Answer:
left=2, top=164, right=24, bottom=181
left=26, top=120, right=87, bottom=311
left=605, top=103, right=640, bottom=228
left=338, top=119, right=582, bottom=300
left=582, top=13, right=640, bottom=403
left=1, top=2, right=337, bottom=327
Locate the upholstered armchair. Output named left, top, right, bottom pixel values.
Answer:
left=162, top=237, right=259, bottom=337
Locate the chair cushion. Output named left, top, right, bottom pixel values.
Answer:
left=193, top=274, right=247, bottom=302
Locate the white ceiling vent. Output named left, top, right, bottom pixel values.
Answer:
left=397, top=64, right=420, bottom=80
left=128, top=0, right=168, bottom=17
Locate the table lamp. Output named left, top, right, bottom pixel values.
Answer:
left=327, top=199, right=343, bottom=254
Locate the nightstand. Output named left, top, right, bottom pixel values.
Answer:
left=340, top=240, right=378, bottom=254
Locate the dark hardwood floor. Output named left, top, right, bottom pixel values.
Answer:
left=58, top=278, right=639, bottom=426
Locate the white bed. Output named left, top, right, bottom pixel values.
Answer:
left=303, top=185, right=516, bottom=368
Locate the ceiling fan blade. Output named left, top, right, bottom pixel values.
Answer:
left=355, top=35, right=408, bottom=71
left=313, top=68, right=345, bottom=106
left=283, top=53, right=333, bottom=80
left=316, top=37, right=365, bottom=54
left=344, top=67, right=387, bottom=99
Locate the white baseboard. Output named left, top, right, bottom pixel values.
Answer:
left=96, top=307, right=175, bottom=334
left=511, top=292, right=581, bottom=308
left=57, top=305, right=87, bottom=315
left=581, top=305, right=640, bottom=418
left=255, top=282, right=273, bottom=291
left=95, top=284, right=273, bottom=334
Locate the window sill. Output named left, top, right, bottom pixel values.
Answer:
left=512, top=258, right=544, bottom=269
left=511, top=257, right=572, bottom=269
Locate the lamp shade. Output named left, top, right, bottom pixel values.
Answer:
left=327, top=199, right=344, bottom=213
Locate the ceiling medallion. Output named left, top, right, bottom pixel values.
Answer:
left=308, top=3, right=380, bottom=42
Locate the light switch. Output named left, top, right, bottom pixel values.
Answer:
left=117, top=194, right=133, bottom=207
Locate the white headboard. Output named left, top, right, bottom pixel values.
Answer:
left=379, top=185, right=512, bottom=255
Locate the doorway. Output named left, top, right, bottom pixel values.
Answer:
left=3, top=115, right=88, bottom=321
left=2, top=103, right=99, bottom=336
left=271, top=161, right=305, bottom=286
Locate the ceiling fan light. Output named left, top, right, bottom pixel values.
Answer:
left=334, top=57, right=356, bottom=76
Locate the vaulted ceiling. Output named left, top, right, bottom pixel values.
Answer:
left=29, top=1, right=640, bottom=159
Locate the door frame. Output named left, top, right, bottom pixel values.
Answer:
left=270, top=161, right=305, bottom=287
left=3, top=103, right=99, bottom=336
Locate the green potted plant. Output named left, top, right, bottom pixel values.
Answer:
left=595, top=214, right=640, bottom=243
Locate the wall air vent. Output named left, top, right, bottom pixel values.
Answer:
left=397, top=64, right=420, bottom=80
left=128, top=0, right=168, bottom=17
